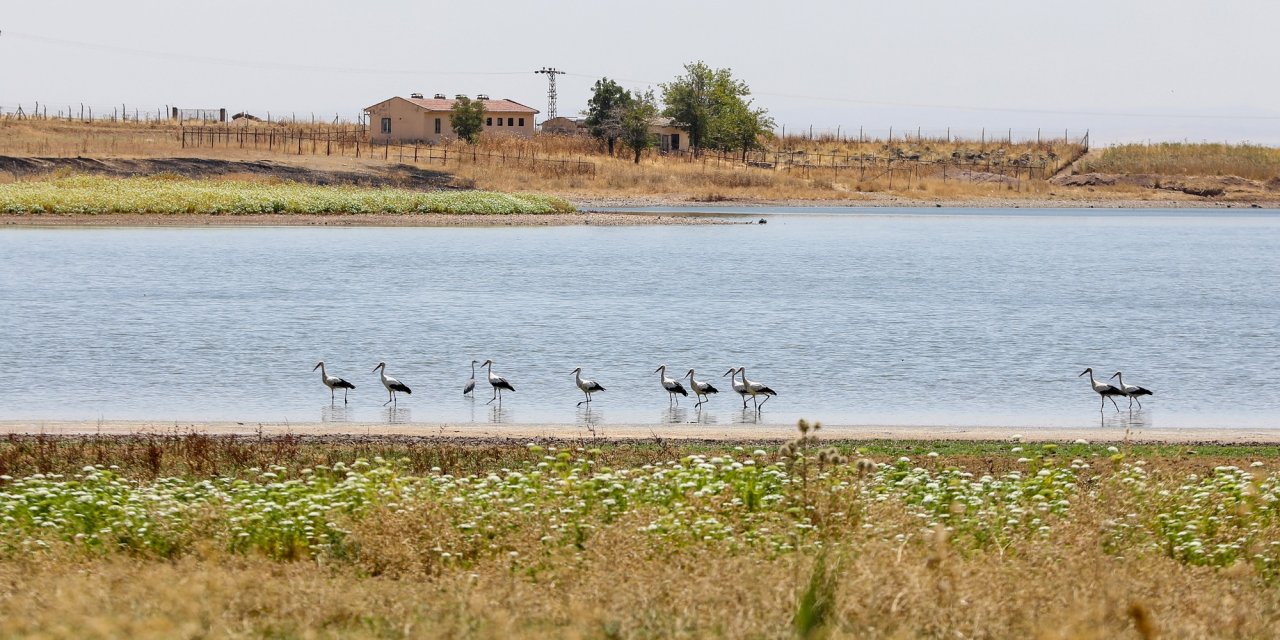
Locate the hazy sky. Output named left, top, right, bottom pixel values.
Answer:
left=3, top=0, right=1278, bottom=144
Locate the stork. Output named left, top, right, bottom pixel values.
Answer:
left=463, top=360, right=477, bottom=397
left=1079, top=367, right=1122, bottom=412
left=738, top=367, right=777, bottom=410
left=571, top=367, right=605, bottom=406
left=684, top=369, right=718, bottom=409
left=313, top=361, right=355, bottom=404
left=724, top=367, right=751, bottom=408
left=480, top=359, right=514, bottom=404
left=654, top=365, right=689, bottom=405
left=373, top=362, right=411, bottom=406
left=1110, top=371, right=1153, bottom=409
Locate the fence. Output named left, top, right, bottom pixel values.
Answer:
left=179, top=126, right=598, bottom=177
left=0, top=102, right=363, bottom=125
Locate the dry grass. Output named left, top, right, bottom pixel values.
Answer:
left=1081, top=143, right=1280, bottom=181
left=2, top=431, right=1280, bottom=638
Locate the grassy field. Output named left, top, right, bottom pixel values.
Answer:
left=1080, top=142, right=1280, bottom=181
left=0, top=174, right=573, bottom=215
left=3, top=425, right=1280, bottom=638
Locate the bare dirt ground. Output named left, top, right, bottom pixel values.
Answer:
left=3, top=420, right=1278, bottom=445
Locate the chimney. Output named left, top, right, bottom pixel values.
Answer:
left=455, top=94, right=467, bottom=100
left=409, top=92, right=424, bottom=99
left=477, top=94, right=489, bottom=101
left=433, top=93, right=446, bottom=99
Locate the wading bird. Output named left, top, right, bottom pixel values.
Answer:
left=738, top=367, right=777, bottom=410
left=1079, top=367, right=1122, bottom=412
left=724, top=368, right=751, bottom=408
left=1110, top=371, right=1153, bottom=409
left=312, top=361, right=355, bottom=404
left=373, top=361, right=411, bottom=406
left=654, top=365, right=689, bottom=405
left=463, top=360, right=478, bottom=397
left=685, top=369, right=719, bottom=409
left=571, top=367, right=605, bottom=406
left=481, top=359, right=514, bottom=404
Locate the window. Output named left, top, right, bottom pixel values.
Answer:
left=518, top=118, right=525, bottom=127
left=486, top=117, right=492, bottom=126
left=434, top=118, right=441, bottom=134
left=507, top=117, right=514, bottom=126
left=380, top=117, right=391, bottom=134
left=497, top=117, right=503, bottom=126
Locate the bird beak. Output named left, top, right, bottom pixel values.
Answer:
left=1078, top=370, right=1088, bottom=377
left=654, top=367, right=662, bottom=373
left=312, top=363, right=321, bottom=371
left=1110, top=372, right=1119, bottom=379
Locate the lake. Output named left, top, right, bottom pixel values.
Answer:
left=1, top=207, right=1277, bottom=429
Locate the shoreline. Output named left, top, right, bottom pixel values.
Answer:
left=0, top=211, right=738, bottom=227
left=3, top=420, right=1279, bottom=444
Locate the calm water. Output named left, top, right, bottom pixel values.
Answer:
left=1, top=208, right=1277, bottom=429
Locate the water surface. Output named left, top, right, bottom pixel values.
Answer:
left=1, top=207, right=1277, bottom=429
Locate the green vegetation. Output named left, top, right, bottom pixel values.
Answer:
left=0, top=175, right=574, bottom=215
left=449, top=96, right=486, bottom=144
left=583, top=77, right=629, bottom=154
left=620, top=89, right=659, bottom=164
left=661, top=61, right=773, bottom=157
left=1081, top=142, right=1280, bottom=181
left=5, top=427, right=1280, bottom=637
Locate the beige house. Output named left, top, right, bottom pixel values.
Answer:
left=365, top=94, right=539, bottom=144
left=539, top=116, right=586, bottom=135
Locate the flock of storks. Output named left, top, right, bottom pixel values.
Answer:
left=315, top=361, right=1154, bottom=415
left=313, top=360, right=778, bottom=410
left=1078, top=367, right=1154, bottom=411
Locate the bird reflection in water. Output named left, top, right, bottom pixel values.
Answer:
left=734, top=408, right=762, bottom=425
left=489, top=405, right=513, bottom=424
left=320, top=404, right=351, bottom=423
left=577, top=406, right=604, bottom=427
left=383, top=406, right=411, bottom=424
left=1104, top=407, right=1153, bottom=431
left=661, top=407, right=688, bottom=424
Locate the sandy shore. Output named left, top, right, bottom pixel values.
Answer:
left=3, top=420, right=1278, bottom=444
left=0, top=211, right=738, bottom=227
left=570, top=194, right=1280, bottom=210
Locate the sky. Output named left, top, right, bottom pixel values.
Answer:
left=2, top=0, right=1278, bottom=145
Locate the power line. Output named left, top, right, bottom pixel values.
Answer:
left=535, top=67, right=565, bottom=118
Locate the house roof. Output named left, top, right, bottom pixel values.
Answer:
left=366, top=96, right=539, bottom=114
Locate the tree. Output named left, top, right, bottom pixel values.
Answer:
left=660, top=61, right=756, bottom=156
left=619, top=90, right=659, bottom=164
left=709, top=98, right=775, bottom=161
left=450, top=96, right=485, bottom=144
left=584, top=78, right=629, bottom=155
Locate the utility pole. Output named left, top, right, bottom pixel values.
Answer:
left=535, top=67, right=565, bottom=119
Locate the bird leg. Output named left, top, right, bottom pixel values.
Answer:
left=1109, top=396, right=1120, bottom=412
left=1135, top=397, right=1143, bottom=409
left=758, top=395, right=771, bottom=409
left=343, top=389, right=348, bottom=404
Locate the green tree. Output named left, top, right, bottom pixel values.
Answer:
left=709, top=98, right=776, bottom=161
left=620, top=90, right=659, bottom=164
left=450, top=96, right=485, bottom=144
left=660, top=61, right=757, bottom=156
left=584, top=78, right=630, bottom=155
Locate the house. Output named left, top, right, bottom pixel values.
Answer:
left=364, top=93, right=539, bottom=144
left=649, top=117, right=684, bottom=152
left=540, top=116, right=586, bottom=135
left=539, top=113, right=686, bottom=153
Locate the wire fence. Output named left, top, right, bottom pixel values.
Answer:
left=0, top=102, right=362, bottom=125
left=179, top=126, right=598, bottom=177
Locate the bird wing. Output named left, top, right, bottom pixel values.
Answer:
left=587, top=381, right=605, bottom=392
left=757, top=385, right=777, bottom=396
left=334, top=378, right=355, bottom=389
left=495, top=377, right=515, bottom=391
left=673, top=382, right=688, bottom=396
left=463, top=379, right=475, bottom=395
left=701, top=383, right=719, bottom=394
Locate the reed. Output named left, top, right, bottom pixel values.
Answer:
left=1081, top=142, right=1280, bottom=181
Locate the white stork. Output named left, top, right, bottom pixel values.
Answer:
left=684, top=369, right=719, bottom=409
left=463, top=360, right=478, bottom=397
left=1110, top=371, right=1153, bottom=409
left=373, top=361, right=411, bottom=406
left=1079, top=367, right=1122, bottom=412
left=738, top=367, right=777, bottom=410
left=313, top=361, right=355, bottom=404
left=480, top=359, right=514, bottom=405
left=654, top=365, right=689, bottom=405
left=571, top=367, right=605, bottom=406
left=724, top=367, right=751, bottom=408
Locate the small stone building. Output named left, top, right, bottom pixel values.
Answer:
left=364, top=94, right=539, bottom=144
